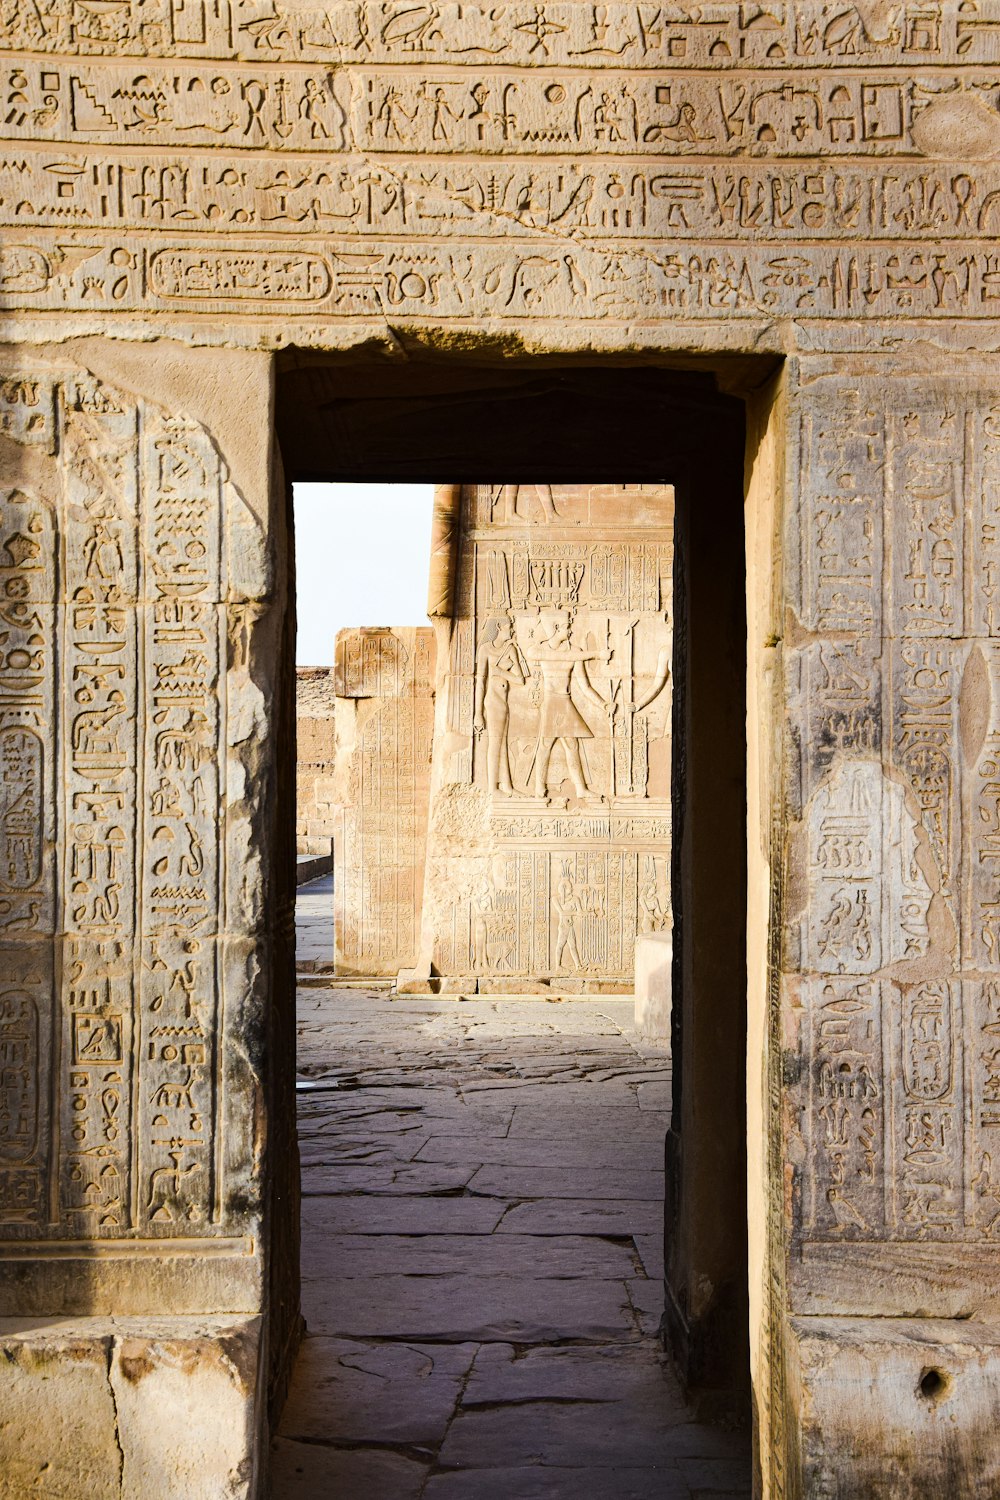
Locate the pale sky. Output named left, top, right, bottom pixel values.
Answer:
left=294, top=483, right=435, bottom=665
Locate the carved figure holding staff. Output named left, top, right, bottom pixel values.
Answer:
left=474, top=614, right=528, bottom=795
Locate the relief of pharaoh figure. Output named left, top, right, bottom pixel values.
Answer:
left=525, top=611, right=610, bottom=802
left=474, top=614, right=528, bottom=795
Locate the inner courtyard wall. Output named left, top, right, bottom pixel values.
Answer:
left=412, top=482, right=673, bottom=994
left=295, top=665, right=337, bottom=858
left=3, top=3, right=1000, bottom=1495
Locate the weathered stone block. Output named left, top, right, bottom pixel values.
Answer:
left=635, top=932, right=672, bottom=1046
left=333, top=628, right=436, bottom=976
left=786, top=1316, right=1000, bottom=1500
left=0, top=1316, right=261, bottom=1500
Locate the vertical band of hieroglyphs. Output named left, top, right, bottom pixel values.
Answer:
left=0, top=365, right=257, bottom=1240
left=793, top=377, right=1000, bottom=1247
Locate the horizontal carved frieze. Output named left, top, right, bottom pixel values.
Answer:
left=1, top=0, right=997, bottom=69
left=1, top=234, right=1000, bottom=320
left=2, top=155, right=997, bottom=241
left=3, top=62, right=1000, bottom=159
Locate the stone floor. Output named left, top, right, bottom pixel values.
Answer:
left=271, top=877, right=751, bottom=1499
left=294, top=870, right=335, bottom=969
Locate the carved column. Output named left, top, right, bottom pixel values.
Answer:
left=755, top=357, right=1000, bottom=1497
left=0, top=341, right=291, bottom=1498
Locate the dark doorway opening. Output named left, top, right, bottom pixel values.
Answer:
left=269, top=356, right=752, bottom=1462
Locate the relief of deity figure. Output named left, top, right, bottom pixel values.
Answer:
left=524, top=611, right=610, bottom=801
left=474, top=614, right=528, bottom=795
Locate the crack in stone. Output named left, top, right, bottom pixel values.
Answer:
left=106, top=1339, right=125, bottom=1499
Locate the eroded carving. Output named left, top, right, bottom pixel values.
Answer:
left=0, top=361, right=264, bottom=1246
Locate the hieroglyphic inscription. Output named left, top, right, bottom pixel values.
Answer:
left=8, top=62, right=1000, bottom=160
left=1, top=2, right=997, bottom=68
left=0, top=474, right=55, bottom=1227
left=0, top=362, right=261, bottom=1243
left=5, top=10, right=1000, bottom=327
left=795, top=377, right=1000, bottom=1251
left=333, top=627, right=435, bottom=976
left=427, top=483, right=671, bottom=986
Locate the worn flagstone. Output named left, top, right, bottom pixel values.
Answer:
left=271, top=985, right=750, bottom=1498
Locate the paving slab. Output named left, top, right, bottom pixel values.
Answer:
left=507, top=1105, right=670, bottom=1140
left=423, top=1465, right=694, bottom=1499
left=462, top=1342, right=687, bottom=1409
left=301, top=1195, right=508, bottom=1237
left=498, top=1198, right=663, bottom=1237
left=634, top=1232, right=667, bottom=1281
left=303, top=1234, right=640, bottom=1280
left=277, top=1336, right=476, bottom=1445
left=629, top=1275, right=667, bottom=1335
left=300, top=1162, right=477, bottom=1196
left=469, top=1164, right=665, bottom=1201
left=301, top=1273, right=638, bottom=1342
left=270, top=1439, right=429, bottom=1497
left=415, top=1135, right=664, bottom=1171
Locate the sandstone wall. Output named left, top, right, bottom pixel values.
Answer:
left=4, top=0, right=1000, bottom=1493
left=332, top=627, right=435, bottom=976
left=295, top=666, right=337, bottom=857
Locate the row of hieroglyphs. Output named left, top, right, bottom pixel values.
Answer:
left=4, top=156, right=1000, bottom=240
left=0, top=365, right=262, bottom=1238
left=0, top=0, right=996, bottom=66
left=3, top=236, right=1000, bottom=318
left=5, top=63, right=1000, bottom=156
left=791, top=381, right=1000, bottom=1246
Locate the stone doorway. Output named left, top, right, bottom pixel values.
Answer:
left=269, top=359, right=753, bottom=1488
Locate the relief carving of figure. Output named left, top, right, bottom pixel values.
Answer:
left=496, top=483, right=559, bottom=524
left=553, top=867, right=583, bottom=970
left=525, top=611, right=609, bottom=802
left=474, top=614, right=527, bottom=795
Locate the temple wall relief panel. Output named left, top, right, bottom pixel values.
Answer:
left=0, top=349, right=273, bottom=1314
left=418, top=482, right=672, bottom=991
left=758, top=359, right=1000, bottom=1497
left=3, top=6, right=1000, bottom=345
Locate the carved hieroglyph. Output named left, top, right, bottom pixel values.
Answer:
left=333, top=626, right=434, bottom=976
left=746, top=363, right=1000, bottom=1494
left=0, top=360, right=266, bottom=1259
left=420, top=483, right=671, bottom=990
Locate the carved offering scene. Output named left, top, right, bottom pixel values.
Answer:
left=420, top=482, right=673, bottom=992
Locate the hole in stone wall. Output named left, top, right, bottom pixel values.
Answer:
left=918, top=1367, right=949, bottom=1402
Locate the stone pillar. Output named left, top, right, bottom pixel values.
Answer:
left=332, top=626, right=435, bottom=976
left=0, top=341, right=292, bottom=1497
left=295, top=667, right=337, bottom=860
left=755, top=357, right=1000, bottom=1496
